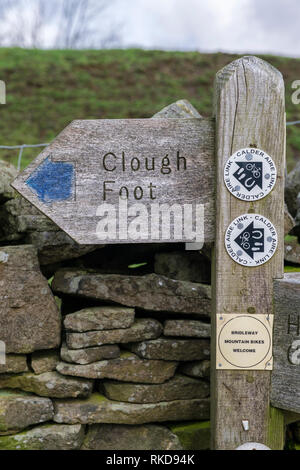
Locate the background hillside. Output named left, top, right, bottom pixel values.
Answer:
left=0, top=48, right=299, bottom=171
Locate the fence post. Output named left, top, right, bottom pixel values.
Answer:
left=211, top=56, right=285, bottom=449
left=0, top=80, right=5, bottom=104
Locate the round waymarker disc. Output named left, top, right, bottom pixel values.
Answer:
left=225, top=213, right=278, bottom=267
left=224, top=148, right=276, bottom=201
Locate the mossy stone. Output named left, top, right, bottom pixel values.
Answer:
left=0, top=423, right=84, bottom=450
left=170, top=421, right=210, bottom=450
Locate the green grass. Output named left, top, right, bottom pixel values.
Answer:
left=285, top=235, right=298, bottom=242
left=0, top=48, right=300, bottom=170
left=284, top=265, right=300, bottom=273
left=128, top=262, right=147, bottom=269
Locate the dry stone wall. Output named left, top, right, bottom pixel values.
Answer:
left=0, top=100, right=214, bottom=450
left=0, top=234, right=212, bottom=449
left=0, top=100, right=299, bottom=450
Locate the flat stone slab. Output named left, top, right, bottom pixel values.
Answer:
left=170, top=421, right=211, bottom=451
left=154, top=251, right=211, bottom=283
left=0, top=245, right=61, bottom=353
left=53, top=393, right=210, bottom=425
left=29, top=231, right=99, bottom=266
left=0, top=355, right=28, bottom=374
left=0, top=198, right=98, bottom=263
left=0, top=198, right=50, bottom=242
left=82, top=424, right=183, bottom=450
left=0, top=390, right=53, bottom=435
left=285, top=160, right=300, bottom=216
left=57, top=353, right=177, bottom=384
left=179, top=360, right=211, bottom=379
left=0, top=160, right=17, bottom=203
left=52, top=271, right=211, bottom=316
left=152, top=99, right=202, bottom=119
left=284, top=237, right=300, bottom=264
left=284, top=203, right=296, bottom=235
left=31, top=350, right=60, bottom=375
left=101, top=374, right=209, bottom=403
left=128, top=338, right=210, bottom=362
left=0, top=423, right=85, bottom=450
left=64, top=306, right=135, bottom=332
left=61, top=342, right=120, bottom=365
left=163, top=320, right=211, bottom=338
left=66, top=318, right=163, bottom=349
left=0, top=371, right=93, bottom=398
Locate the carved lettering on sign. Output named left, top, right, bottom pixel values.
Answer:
left=12, top=118, right=215, bottom=244
left=287, top=314, right=300, bottom=336
left=288, top=340, right=300, bottom=365
left=271, top=274, right=300, bottom=414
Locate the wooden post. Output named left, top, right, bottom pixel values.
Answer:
left=272, top=273, right=300, bottom=414
left=0, top=80, right=5, bottom=104
left=266, top=407, right=285, bottom=450
left=211, top=56, right=285, bottom=449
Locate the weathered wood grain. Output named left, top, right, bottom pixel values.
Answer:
left=266, top=407, right=285, bottom=450
left=153, top=100, right=205, bottom=251
left=12, top=118, right=215, bottom=244
left=271, top=273, right=300, bottom=414
left=211, top=56, right=285, bottom=449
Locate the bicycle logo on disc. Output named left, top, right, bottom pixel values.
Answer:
left=225, top=214, right=278, bottom=267
left=224, top=148, right=276, bottom=201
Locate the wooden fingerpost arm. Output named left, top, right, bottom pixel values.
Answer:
left=211, top=56, right=285, bottom=450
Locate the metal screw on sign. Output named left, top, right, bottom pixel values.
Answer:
left=236, top=442, right=271, bottom=450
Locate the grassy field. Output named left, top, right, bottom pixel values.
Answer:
left=0, top=48, right=300, bottom=171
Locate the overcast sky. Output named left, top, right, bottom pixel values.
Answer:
left=116, top=0, right=300, bottom=57
left=0, top=0, right=300, bottom=56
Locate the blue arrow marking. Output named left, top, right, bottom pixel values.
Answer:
left=26, top=156, right=74, bottom=203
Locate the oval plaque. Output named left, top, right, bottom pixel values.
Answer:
left=224, top=148, right=277, bottom=201
left=225, top=213, right=278, bottom=267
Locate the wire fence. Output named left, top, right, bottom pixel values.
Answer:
left=0, top=143, right=49, bottom=171
left=1, top=120, right=300, bottom=172
left=286, top=120, right=300, bottom=126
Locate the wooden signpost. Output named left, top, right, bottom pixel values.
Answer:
left=12, top=56, right=298, bottom=450
left=12, top=119, right=215, bottom=244
left=211, top=56, right=285, bottom=450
